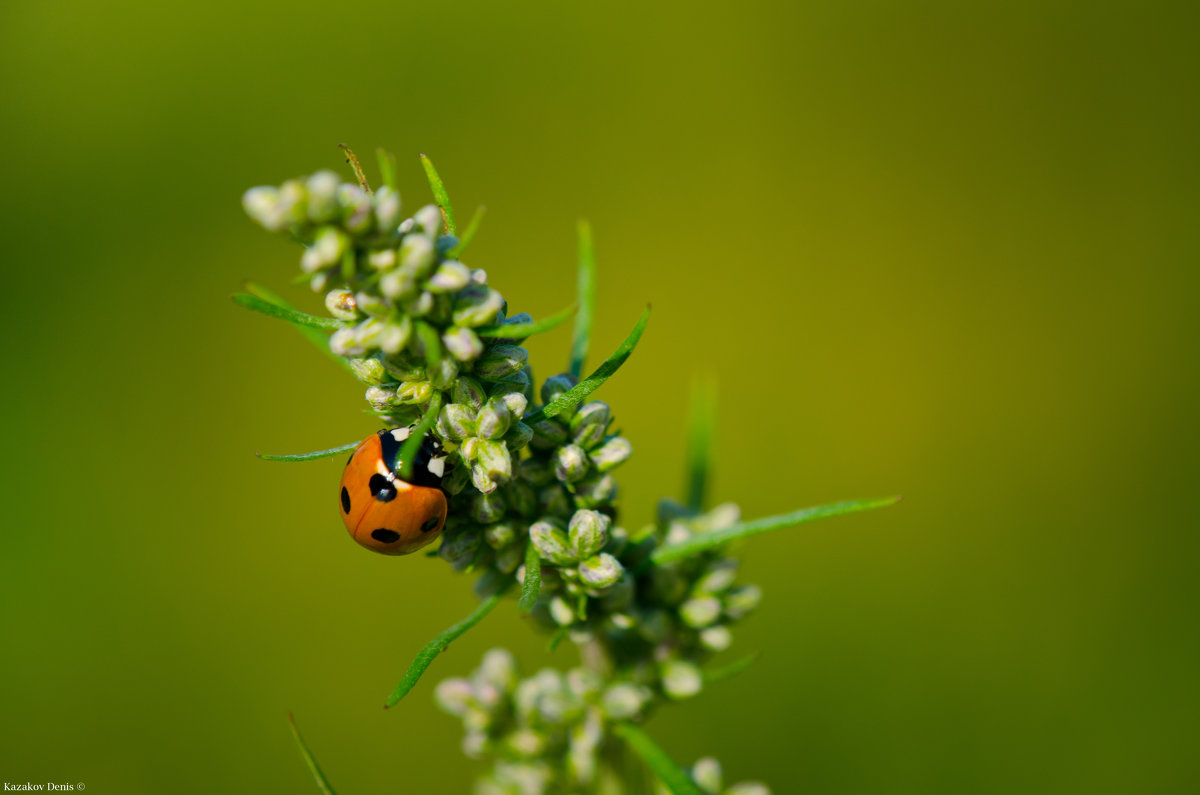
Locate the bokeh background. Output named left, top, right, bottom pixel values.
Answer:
left=2, top=1, right=1197, bottom=792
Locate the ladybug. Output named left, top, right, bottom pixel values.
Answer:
left=339, top=427, right=449, bottom=555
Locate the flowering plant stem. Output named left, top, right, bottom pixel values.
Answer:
left=240, top=147, right=897, bottom=795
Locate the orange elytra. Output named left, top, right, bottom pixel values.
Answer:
left=338, top=427, right=449, bottom=555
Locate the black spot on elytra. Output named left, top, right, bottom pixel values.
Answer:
left=340, top=487, right=351, bottom=513
left=421, top=516, right=440, bottom=533
left=371, top=528, right=401, bottom=544
left=369, top=473, right=397, bottom=502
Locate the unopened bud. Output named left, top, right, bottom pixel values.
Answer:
left=578, top=553, right=623, bottom=590
left=399, top=233, right=436, bottom=277
left=428, top=260, right=472, bottom=292
left=347, top=356, right=388, bottom=385
left=503, top=422, right=533, bottom=451
left=476, top=399, right=512, bottom=440
left=470, top=490, right=508, bottom=524
left=568, top=510, right=610, bottom=559
left=530, top=520, right=575, bottom=565
left=413, top=205, right=443, bottom=236
left=570, top=402, right=610, bottom=447
left=301, top=226, right=348, bottom=273
left=540, top=374, right=576, bottom=405
left=378, top=316, right=413, bottom=355
left=443, top=326, right=483, bottom=362
left=724, top=584, right=762, bottom=619
left=601, top=683, right=650, bottom=720
left=699, top=625, right=733, bottom=652
left=549, top=595, right=576, bottom=626
left=452, top=376, right=486, bottom=410
left=336, top=184, right=373, bottom=235
left=555, top=444, right=590, bottom=483
left=372, top=185, right=402, bottom=231
left=660, top=660, right=703, bottom=700
left=679, top=596, right=722, bottom=628
left=437, top=403, right=477, bottom=441
left=474, top=344, right=528, bottom=381
left=305, top=171, right=340, bottom=223
left=529, top=419, right=568, bottom=449
left=452, top=286, right=505, bottom=327
left=324, top=288, right=358, bottom=320
left=692, top=759, right=723, bottom=795
left=573, top=472, right=618, bottom=509
left=588, top=437, right=633, bottom=472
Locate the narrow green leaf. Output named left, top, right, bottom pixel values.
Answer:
left=414, top=321, right=443, bottom=372
left=256, top=440, right=361, bottom=462
left=612, top=723, right=703, bottom=795
left=684, top=377, right=716, bottom=512
left=547, top=625, right=569, bottom=652
left=384, top=589, right=506, bottom=707
left=233, top=293, right=346, bottom=330
left=648, top=497, right=901, bottom=567
left=518, top=542, right=542, bottom=613
left=703, top=652, right=760, bottom=684
left=376, top=148, right=397, bottom=191
left=338, top=143, right=370, bottom=192
left=243, top=284, right=355, bottom=375
left=568, top=220, right=596, bottom=380
left=418, top=153, right=456, bottom=235
left=477, top=303, right=577, bottom=340
left=448, top=205, right=486, bottom=258
left=523, top=306, right=650, bottom=425
left=287, top=713, right=337, bottom=795
left=397, top=393, right=443, bottom=481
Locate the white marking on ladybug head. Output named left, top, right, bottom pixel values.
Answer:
left=391, top=427, right=411, bottom=442
left=427, top=457, right=446, bottom=478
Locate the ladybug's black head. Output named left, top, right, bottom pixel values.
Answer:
left=377, top=426, right=447, bottom=490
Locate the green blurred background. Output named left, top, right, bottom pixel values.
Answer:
left=2, top=0, right=1197, bottom=792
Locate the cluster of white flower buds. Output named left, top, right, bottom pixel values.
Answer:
left=244, top=163, right=770, bottom=793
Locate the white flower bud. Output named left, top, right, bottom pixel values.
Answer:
left=428, top=260, right=472, bottom=292
left=433, top=677, right=475, bottom=717
left=324, top=288, right=358, bottom=320
left=530, top=520, right=575, bottom=565
left=476, top=399, right=512, bottom=440
left=555, top=444, right=590, bottom=483
left=413, top=204, right=443, bottom=236
left=372, top=185, right=402, bottom=231
left=578, top=553, right=623, bottom=590
left=588, top=436, right=632, bottom=472
left=699, top=625, right=733, bottom=652
left=569, top=510, right=610, bottom=559
left=692, top=758, right=723, bottom=795
left=399, top=233, right=436, bottom=277
left=680, top=596, right=722, bottom=628
left=724, top=584, right=762, bottom=619
left=601, top=683, right=650, bottom=720
left=661, top=659, right=703, bottom=700
left=549, top=595, right=576, bottom=626
left=443, top=326, right=483, bottom=362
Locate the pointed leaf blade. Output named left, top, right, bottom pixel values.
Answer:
left=384, top=589, right=506, bottom=708
left=257, top=440, right=361, bottom=462
left=477, top=303, right=577, bottom=340
left=418, top=153, right=456, bottom=235
left=287, top=713, right=337, bottom=795
left=568, top=220, right=596, bottom=379
left=612, top=723, right=703, bottom=795
left=518, top=542, right=542, bottom=613
left=649, top=497, right=901, bottom=567
left=524, top=306, right=650, bottom=425
left=233, top=293, right=346, bottom=330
